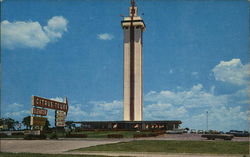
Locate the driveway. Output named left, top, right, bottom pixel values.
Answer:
left=0, top=139, right=121, bottom=154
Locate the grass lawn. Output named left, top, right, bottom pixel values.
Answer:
left=0, top=152, right=127, bottom=157
left=53, top=130, right=157, bottom=138
left=70, top=131, right=146, bottom=138
left=1, top=131, right=148, bottom=139
left=0, top=135, right=24, bottom=138
left=74, top=140, right=249, bottom=155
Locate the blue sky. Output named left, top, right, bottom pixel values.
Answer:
left=1, top=0, right=249, bottom=131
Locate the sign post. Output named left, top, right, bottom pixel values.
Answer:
left=31, top=96, right=69, bottom=132
left=56, top=110, right=67, bottom=127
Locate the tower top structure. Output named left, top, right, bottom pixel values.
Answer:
left=130, top=0, right=137, bottom=16
left=121, top=0, right=146, bottom=31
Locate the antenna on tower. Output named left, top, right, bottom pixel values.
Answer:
left=131, top=0, right=135, bottom=7
left=130, top=0, right=136, bottom=17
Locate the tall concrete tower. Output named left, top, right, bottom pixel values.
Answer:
left=121, top=0, right=146, bottom=121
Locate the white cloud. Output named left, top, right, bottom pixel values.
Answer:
left=169, top=69, right=173, bottom=74
left=191, top=72, right=199, bottom=78
left=43, top=16, right=68, bottom=41
left=145, top=84, right=227, bottom=108
left=2, top=84, right=248, bottom=131
left=1, top=20, right=49, bottom=49
left=97, top=33, right=114, bottom=40
left=1, top=16, right=68, bottom=49
left=3, top=103, right=30, bottom=120
left=144, top=84, right=248, bottom=131
left=50, top=97, right=64, bottom=102
left=191, top=72, right=198, bottom=76
left=4, top=110, right=30, bottom=118
left=11, top=103, right=24, bottom=108
left=212, top=59, right=249, bottom=86
left=67, top=100, right=123, bottom=121
left=145, top=103, right=187, bottom=119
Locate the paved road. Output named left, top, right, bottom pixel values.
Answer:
left=0, top=139, right=121, bottom=154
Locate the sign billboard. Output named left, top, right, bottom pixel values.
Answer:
left=30, top=116, right=47, bottom=126
left=32, top=96, right=68, bottom=112
left=56, top=110, right=66, bottom=118
left=56, top=122, right=66, bottom=127
left=32, top=107, right=48, bottom=116
left=55, top=110, right=66, bottom=127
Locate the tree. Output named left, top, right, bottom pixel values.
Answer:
left=66, top=121, right=75, bottom=130
left=43, top=119, right=50, bottom=131
left=22, top=116, right=51, bottom=130
left=0, top=118, right=4, bottom=125
left=4, top=118, right=18, bottom=130
left=22, top=116, right=31, bottom=129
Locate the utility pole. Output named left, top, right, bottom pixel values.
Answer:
left=206, top=111, right=208, bottom=131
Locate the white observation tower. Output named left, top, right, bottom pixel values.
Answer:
left=121, top=0, right=146, bottom=121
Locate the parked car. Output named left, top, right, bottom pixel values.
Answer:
left=190, top=129, right=196, bottom=134
left=204, top=130, right=220, bottom=134
left=226, top=130, right=249, bottom=137
left=201, top=134, right=233, bottom=140
left=166, top=129, right=183, bottom=134
left=197, top=130, right=204, bottom=134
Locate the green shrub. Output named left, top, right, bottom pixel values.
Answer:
left=147, top=133, right=157, bottom=137
left=24, top=134, right=47, bottom=140
left=133, top=134, right=147, bottom=138
left=0, top=133, right=8, bottom=137
left=107, top=134, right=123, bottom=138
left=12, top=132, right=24, bottom=136
left=50, top=133, right=58, bottom=139
left=65, top=134, right=87, bottom=138
left=133, top=133, right=158, bottom=138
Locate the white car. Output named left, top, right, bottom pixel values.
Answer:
left=190, top=129, right=196, bottom=133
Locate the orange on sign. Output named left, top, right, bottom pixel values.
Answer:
left=30, top=116, right=47, bottom=126
left=32, top=107, right=48, bottom=116
left=32, top=96, right=68, bottom=112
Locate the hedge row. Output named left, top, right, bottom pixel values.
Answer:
left=75, top=129, right=167, bottom=132
left=0, top=133, right=8, bottom=137
left=65, top=134, right=87, bottom=138
left=24, top=134, right=47, bottom=140
left=49, top=133, right=58, bottom=139
left=12, top=132, right=24, bottom=136
left=107, top=134, right=123, bottom=138
left=133, top=133, right=158, bottom=138
left=0, top=132, right=24, bottom=137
